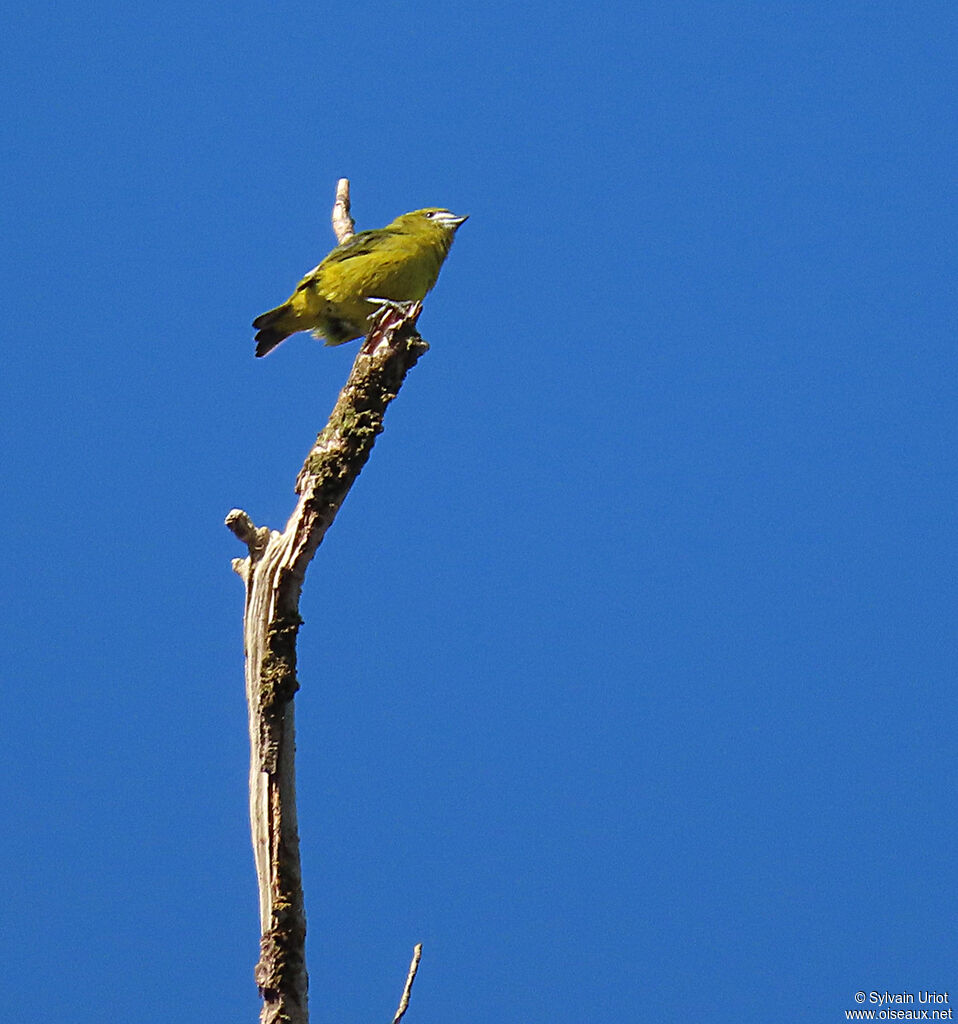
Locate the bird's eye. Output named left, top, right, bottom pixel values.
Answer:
left=425, top=211, right=437, bottom=218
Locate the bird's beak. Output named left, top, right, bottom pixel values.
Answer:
left=434, top=211, right=469, bottom=230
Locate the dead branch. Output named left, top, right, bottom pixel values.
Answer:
left=332, top=178, right=355, bottom=243
left=391, top=944, right=423, bottom=1024
left=228, top=184, right=428, bottom=1024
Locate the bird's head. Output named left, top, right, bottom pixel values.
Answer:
left=392, top=208, right=469, bottom=237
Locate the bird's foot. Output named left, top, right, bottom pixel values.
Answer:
left=362, top=299, right=422, bottom=353
left=365, top=297, right=418, bottom=316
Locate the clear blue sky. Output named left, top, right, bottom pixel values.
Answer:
left=2, top=2, right=955, bottom=1021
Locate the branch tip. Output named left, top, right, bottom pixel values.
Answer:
left=226, top=507, right=256, bottom=539
left=225, top=508, right=270, bottom=559
left=332, top=179, right=355, bottom=243
left=391, top=943, right=423, bottom=1024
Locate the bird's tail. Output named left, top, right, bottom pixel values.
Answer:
left=252, top=303, right=296, bottom=358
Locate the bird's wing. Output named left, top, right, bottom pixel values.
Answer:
left=293, top=229, right=393, bottom=293
left=321, top=227, right=398, bottom=265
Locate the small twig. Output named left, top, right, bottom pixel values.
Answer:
left=332, top=178, right=355, bottom=243
left=391, top=944, right=423, bottom=1024
left=225, top=507, right=259, bottom=545
left=225, top=508, right=272, bottom=558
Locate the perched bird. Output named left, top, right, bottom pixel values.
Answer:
left=252, top=207, right=468, bottom=357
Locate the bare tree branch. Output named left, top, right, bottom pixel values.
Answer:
left=332, top=178, right=355, bottom=243
left=391, top=944, right=423, bottom=1024
left=228, top=184, right=428, bottom=1024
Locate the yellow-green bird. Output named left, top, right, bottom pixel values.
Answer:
left=252, top=207, right=468, bottom=357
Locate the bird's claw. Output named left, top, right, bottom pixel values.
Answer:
left=365, top=297, right=417, bottom=314
left=361, top=299, right=422, bottom=354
